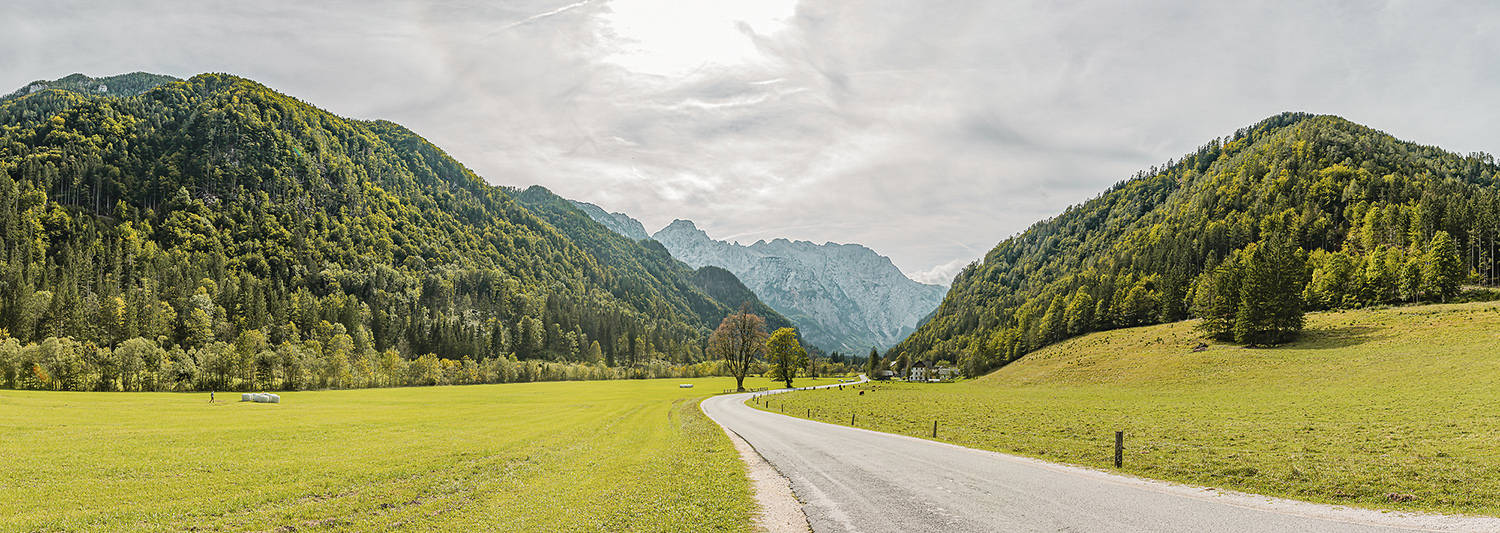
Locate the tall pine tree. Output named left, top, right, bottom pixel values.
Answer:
left=1232, top=232, right=1308, bottom=345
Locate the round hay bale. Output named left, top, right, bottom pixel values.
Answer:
left=267, top=394, right=280, bottom=403
left=241, top=393, right=253, bottom=402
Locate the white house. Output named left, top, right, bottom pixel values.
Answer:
left=900, top=359, right=959, bottom=382
left=908, top=360, right=929, bottom=381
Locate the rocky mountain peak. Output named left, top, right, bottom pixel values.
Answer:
left=651, top=217, right=945, bottom=352
left=578, top=206, right=946, bottom=352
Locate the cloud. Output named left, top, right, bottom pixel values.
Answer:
left=909, top=257, right=971, bottom=286
left=2, top=0, right=1498, bottom=280
left=503, top=0, right=599, bottom=30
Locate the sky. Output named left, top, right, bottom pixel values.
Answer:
left=4, top=1, right=1499, bottom=284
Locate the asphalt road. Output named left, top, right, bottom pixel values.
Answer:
left=702, top=384, right=1500, bottom=533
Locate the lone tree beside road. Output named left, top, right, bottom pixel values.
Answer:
left=710, top=309, right=768, bottom=392
left=766, top=328, right=809, bottom=389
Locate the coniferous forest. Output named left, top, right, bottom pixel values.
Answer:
left=0, top=73, right=781, bottom=391
left=895, top=113, right=1497, bottom=375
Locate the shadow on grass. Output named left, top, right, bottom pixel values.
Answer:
left=1294, top=325, right=1391, bottom=350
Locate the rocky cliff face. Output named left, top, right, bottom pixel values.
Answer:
left=651, top=219, right=946, bottom=353
left=569, top=200, right=652, bottom=241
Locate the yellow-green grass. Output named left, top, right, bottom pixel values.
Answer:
left=0, top=376, right=801, bottom=532
left=760, top=301, right=1500, bottom=516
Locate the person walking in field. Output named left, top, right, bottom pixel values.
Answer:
left=210, top=390, right=215, bottom=403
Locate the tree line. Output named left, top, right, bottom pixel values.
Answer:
left=0, top=334, right=730, bottom=392
left=0, top=73, right=782, bottom=391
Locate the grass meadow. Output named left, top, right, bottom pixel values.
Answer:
left=760, top=301, right=1500, bottom=516
left=0, top=376, right=801, bottom=532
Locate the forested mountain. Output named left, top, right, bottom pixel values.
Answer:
left=653, top=219, right=947, bottom=353
left=3, top=72, right=178, bottom=101
left=894, top=113, right=1500, bottom=375
left=686, top=265, right=791, bottom=333
left=0, top=72, right=752, bottom=392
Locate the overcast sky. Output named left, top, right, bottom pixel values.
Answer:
left=5, top=1, right=1498, bottom=284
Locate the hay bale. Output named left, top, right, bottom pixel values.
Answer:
left=238, top=392, right=281, bottom=404
left=679, top=384, right=694, bottom=388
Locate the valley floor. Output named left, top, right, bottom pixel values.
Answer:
left=0, top=377, right=783, bottom=532
left=761, top=301, right=1500, bottom=517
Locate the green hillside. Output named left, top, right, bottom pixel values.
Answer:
left=0, top=73, right=743, bottom=391
left=895, top=113, right=1500, bottom=372
left=686, top=265, right=793, bottom=332
left=769, top=301, right=1500, bottom=515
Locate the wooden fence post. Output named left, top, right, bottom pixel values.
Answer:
left=933, top=420, right=938, bottom=438
left=1114, top=431, right=1124, bottom=468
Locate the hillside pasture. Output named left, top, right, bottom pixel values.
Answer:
left=762, top=302, right=1500, bottom=516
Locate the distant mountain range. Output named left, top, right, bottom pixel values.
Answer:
left=572, top=206, right=946, bottom=353
left=519, top=187, right=795, bottom=336
left=569, top=200, right=652, bottom=241
left=3, top=72, right=179, bottom=101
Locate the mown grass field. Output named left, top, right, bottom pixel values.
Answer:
left=0, top=376, right=799, bottom=532
left=760, top=301, right=1500, bottom=516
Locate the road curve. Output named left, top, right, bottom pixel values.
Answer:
left=702, top=385, right=1500, bottom=533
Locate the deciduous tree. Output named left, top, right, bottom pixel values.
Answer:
left=765, top=328, right=808, bottom=389
left=708, top=310, right=766, bottom=392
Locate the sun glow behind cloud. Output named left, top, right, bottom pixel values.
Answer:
left=598, top=0, right=799, bottom=77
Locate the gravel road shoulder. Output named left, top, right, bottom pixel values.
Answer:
left=720, top=418, right=811, bottom=532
